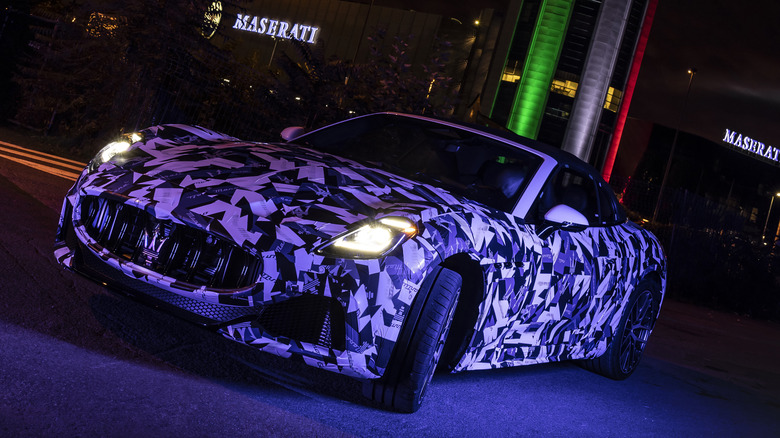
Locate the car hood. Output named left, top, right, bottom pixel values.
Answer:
left=77, top=126, right=468, bottom=251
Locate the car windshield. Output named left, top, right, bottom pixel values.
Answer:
left=293, top=114, right=543, bottom=212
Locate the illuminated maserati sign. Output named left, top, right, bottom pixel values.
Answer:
left=233, top=13, right=319, bottom=43
left=722, top=128, right=779, bottom=163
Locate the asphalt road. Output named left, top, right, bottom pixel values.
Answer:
left=1, top=145, right=779, bottom=437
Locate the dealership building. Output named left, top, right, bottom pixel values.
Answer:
left=208, top=0, right=657, bottom=172
left=4, top=0, right=778, bottom=235
left=209, top=0, right=780, bottom=235
left=613, top=118, right=780, bottom=237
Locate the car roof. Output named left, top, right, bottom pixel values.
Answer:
left=297, top=112, right=614, bottom=219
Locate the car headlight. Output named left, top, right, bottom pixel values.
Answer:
left=316, top=216, right=418, bottom=258
left=87, top=132, right=143, bottom=173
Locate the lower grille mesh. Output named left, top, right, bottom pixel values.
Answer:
left=79, top=245, right=259, bottom=324
left=255, top=295, right=346, bottom=350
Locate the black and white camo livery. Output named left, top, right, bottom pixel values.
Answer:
left=55, top=113, right=666, bottom=411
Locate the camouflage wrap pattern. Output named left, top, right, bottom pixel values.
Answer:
left=55, top=122, right=666, bottom=380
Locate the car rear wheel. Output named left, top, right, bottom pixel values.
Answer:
left=364, top=267, right=461, bottom=413
left=581, top=279, right=659, bottom=380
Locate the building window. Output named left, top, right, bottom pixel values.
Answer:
left=603, top=87, right=623, bottom=112
left=501, top=60, right=522, bottom=83
left=550, top=79, right=578, bottom=98
left=502, top=72, right=521, bottom=83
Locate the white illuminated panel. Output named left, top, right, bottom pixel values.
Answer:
left=233, top=14, right=319, bottom=43
left=722, top=128, right=780, bottom=164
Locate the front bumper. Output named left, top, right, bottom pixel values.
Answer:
left=55, top=193, right=434, bottom=380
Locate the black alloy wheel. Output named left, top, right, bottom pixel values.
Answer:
left=580, top=279, right=659, bottom=380
left=618, top=288, right=655, bottom=374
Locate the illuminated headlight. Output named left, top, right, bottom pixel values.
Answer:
left=317, top=216, right=418, bottom=258
left=87, top=132, right=143, bottom=173
left=98, top=140, right=130, bottom=163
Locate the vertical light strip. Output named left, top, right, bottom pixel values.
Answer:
left=602, top=0, right=658, bottom=182
left=506, top=0, right=574, bottom=139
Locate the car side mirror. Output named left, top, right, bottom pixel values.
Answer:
left=538, top=204, right=589, bottom=239
left=281, top=126, right=306, bottom=141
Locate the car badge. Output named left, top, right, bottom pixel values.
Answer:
left=139, top=222, right=169, bottom=266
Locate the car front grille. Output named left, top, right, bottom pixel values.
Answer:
left=80, top=195, right=261, bottom=290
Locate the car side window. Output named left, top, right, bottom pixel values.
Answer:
left=596, top=179, right=627, bottom=225
left=533, top=167, right=600, bottom=225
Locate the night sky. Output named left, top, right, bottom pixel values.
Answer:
left=627, top=0, right=780, bottom=147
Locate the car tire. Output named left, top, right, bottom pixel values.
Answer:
left=364, top=267, right=462, bottom=413
left=581, top=279, right=659, bottom=380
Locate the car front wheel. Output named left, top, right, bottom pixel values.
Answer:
left=364, top=267, right=461, bottom=413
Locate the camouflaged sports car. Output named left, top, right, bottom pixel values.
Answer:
left=55, top=112, right=666, bottom=412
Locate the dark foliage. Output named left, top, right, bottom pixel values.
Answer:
left=615, top=174, right=780, bottom=321
left=8, top=1, right=460, bottom=150
left=13, top=2, right=191, bottom=136
left=271, top=39, right=352, bottom=130
left=646, top=223, right=780, bottom=321
left=271, top=29, right=459, bottom=130
left=354, top=30, right=457, bottom=117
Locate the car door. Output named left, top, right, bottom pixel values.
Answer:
left=577, top=178, right=635, bottom=353
left=497, top=166, right=599, bottom=356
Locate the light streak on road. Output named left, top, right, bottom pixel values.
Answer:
left=0, top=141, right=85, bottom=181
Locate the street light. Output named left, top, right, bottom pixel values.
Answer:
left=652, top=67, right=697, bottom=223
left=761, top=192, right=780, bottom=243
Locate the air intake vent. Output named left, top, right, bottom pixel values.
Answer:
left=255, top=295, right=346, bottom=350
left=80, top=196, right=261, bottom=290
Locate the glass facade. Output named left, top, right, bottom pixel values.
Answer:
left=489, top=0, right=650, bottom=167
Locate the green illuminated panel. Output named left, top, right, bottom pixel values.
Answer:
left=507, top=0, right=574, bottom=139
